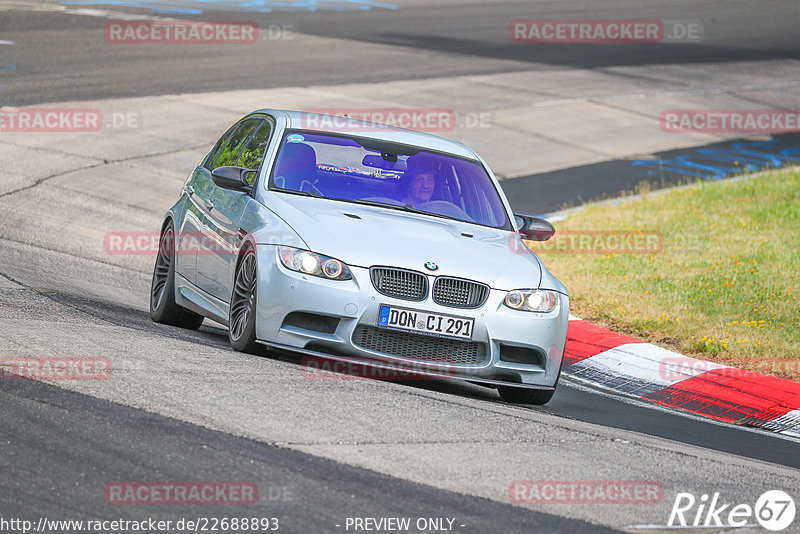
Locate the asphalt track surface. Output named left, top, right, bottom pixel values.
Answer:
left=0, top=0, right=799, bottom=106
left=1, top=376, right=617, bottom=533
left=505, top=132, right=800, bottom=214
left=1, top=1, right=800, bottom=532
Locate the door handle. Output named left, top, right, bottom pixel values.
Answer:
left=203, top=198, right=214, bottom=211
left=185, top=185, right=195, bottom=196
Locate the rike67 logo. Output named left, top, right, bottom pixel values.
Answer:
left=668, top=490, right=795, bottom=531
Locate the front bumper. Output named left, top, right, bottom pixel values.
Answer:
left=254, top=245, right=569, bottom=388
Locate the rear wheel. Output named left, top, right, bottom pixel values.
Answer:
left=229, top=245, right=261, bottom=355
left=150, top=222, right=205, bottom=330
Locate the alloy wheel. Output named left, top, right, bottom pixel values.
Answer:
left=230, top=250, right=256, bottom=341
left=151, top=227, right=174, bottom=311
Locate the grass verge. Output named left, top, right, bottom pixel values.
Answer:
left=527, top=167, right=800, bottom=381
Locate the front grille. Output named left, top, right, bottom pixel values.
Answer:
left=353, top=325, right=486, bottom=365
left=370, top=267, right=427, bottom=301
left=432, top=277, right=490, bottom=308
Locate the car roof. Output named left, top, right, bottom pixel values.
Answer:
left=251, top=109, right=479, bottom=160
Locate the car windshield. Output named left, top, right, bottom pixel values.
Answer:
left=269, top=130, right=511, bottom=229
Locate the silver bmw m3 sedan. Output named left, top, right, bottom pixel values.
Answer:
left=150, top=109, right=569, bottom=404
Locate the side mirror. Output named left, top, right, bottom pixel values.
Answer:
left=211, top=166, right=256, bottom=193
left=515, top=214, right=555, bottom=242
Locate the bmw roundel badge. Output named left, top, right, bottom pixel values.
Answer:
left=424, top=261, right=438, bottom=271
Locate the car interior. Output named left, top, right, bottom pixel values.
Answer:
left=270, top=134, right=509, bottom=229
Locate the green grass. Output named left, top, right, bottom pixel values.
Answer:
left=527, top=167, right=800, bottom=380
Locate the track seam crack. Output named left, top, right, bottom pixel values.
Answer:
left=0, top=236, right=151, bottom=276
left=0, top=142, right=209, bottom=200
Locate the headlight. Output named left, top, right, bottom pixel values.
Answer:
left=278, top=247, right=353, bottom=280
left=504, top=289, right=558, bottom=313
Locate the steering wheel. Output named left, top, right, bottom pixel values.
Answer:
left=418, top=200, right=474, bottom=222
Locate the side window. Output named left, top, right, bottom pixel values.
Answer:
left=210, top=118, right=260, bottom=169
left=204, top=124, right=238, bottom=170
left=236, top=121, right=273, bottom=184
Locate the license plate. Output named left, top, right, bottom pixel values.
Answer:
left=378, top=305, right=474, bottom=340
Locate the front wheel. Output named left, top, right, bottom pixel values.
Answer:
left=498, top=386, right=556, bottom=405
left=228, top=245, right=261, bottom=355
left=150, top=222, right=204, bottom=330
left=498, top=355, right=562, bottom=405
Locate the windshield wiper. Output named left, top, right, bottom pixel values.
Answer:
left=274, top=187, right=323, bottom=198
left=351, top=198, right=450, bottom=220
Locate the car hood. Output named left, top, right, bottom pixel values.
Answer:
left=265, top=194, right=542, bottom=290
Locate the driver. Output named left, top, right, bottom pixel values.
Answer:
left=401, top=155, right=439, bottom=208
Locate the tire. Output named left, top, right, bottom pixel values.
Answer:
left=228, top=244, right=261, bottom=355
left=150, top=222, right=205, bottom=330
left=498, top=355, right=563, bottom=405
left=498, top=386, right=556, bottom=405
